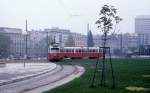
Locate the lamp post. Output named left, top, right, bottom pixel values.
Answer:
left=46, top=31, right=49, bottom=60
left=120, top=33, right=123, bottom=56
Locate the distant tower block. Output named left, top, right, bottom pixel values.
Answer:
left=135, top=15, right=150, bottom=45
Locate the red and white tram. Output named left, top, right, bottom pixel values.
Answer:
left=48, top=46, right=103, bottom=61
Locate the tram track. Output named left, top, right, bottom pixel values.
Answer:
left=21, top=65, right=78, bottom=93
left=0, top=65, right=84, bottom=93
left=0, top=64, right=58, bottom=86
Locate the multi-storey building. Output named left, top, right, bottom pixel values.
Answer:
left=44, top=27, right=70, bottom=47
left=19, top=27, right=71, bottom=58
left=27, top=30, right=46, bottom=57
left=0, top=25, right=142, bottom=58
left=100, top=33, right=139, bottom=54
left=71, top=32, right=87, bottom=47
left=0, top=27, right=25, bottom=58
left=135, top=15, right=150, bottom=45
left=93, top=35, right=101, bottom=47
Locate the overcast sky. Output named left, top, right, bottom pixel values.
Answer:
left=0, top=0, right=150, bottom=35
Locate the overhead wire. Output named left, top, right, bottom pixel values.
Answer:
left=56, top=0, right=82, bottom=27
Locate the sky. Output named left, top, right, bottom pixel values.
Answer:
left=0, top=0, right=150, bottom=35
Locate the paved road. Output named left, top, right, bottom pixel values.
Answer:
left=0, top=63, right=56, bottom=85
left=0, top=65, right=85, bottom=93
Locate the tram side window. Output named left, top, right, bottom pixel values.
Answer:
left=76, top=49, right=79, bottom=53
left=91, top=49, right=93, bottom=52
left=89, top=49, right=95, bottom=53
left=65, top=49, right=72, bottom=53
left=81, top=49, right=84, bottom=53
left=93, top=49, right=97, bottom=53
left=70, top=49, right=72, bottom=53
left=99, top=49, right=102, bottom=53
left=69, top=49, right=72, bottom=53
left=95, top=49, right=99, bottom=53
left=76, top=49, right=78, bottom=53
left=87, top=49, right=90, bottom=53
left=88, top=49, right=92, bottom=53
left=64, top=49, right=66, bottom=53
left=93, top=49, right=96, bottom=53
left=66, top=49, right=69, bottom=53
left=92, top=49, right=96, bottom=53
left=78, top=49, right=80, bottom=53
left=71, top=49, right=74, bottom=53
left=83, top=49, right=86, bottom=53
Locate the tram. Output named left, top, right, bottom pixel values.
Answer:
left=48, top=46, right=103, bottom=61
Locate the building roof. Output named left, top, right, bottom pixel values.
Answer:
left=0, top=27, right=22, bottom=34
left=44, top=27, right=70, bottom=34
left=136, top=15, right=150, bottom=19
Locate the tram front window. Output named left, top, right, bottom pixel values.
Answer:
left=51, top=48, right=59, bottom=53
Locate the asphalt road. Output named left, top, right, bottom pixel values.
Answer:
left=0, top=65, right=84, bottom=93
left=0, top=63, right=56, bottom=84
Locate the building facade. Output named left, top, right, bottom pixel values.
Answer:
left=27, top=30, right=46, bottom=58
left=71, top=32, right=87, bottom=47
left=0, top=27, right=25, bottom=58
left=44, top=27, right=70, bottom=47
left=0, top=25, right=143, bottom=58
left=135, top=15, right=150, bottom=45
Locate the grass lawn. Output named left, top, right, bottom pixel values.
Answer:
left=44, top=58, right=150, bottom=93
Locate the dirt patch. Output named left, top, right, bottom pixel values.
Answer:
left=142, top=75, right=150, bottom=78
left=126, top=86, right=150, bottom=91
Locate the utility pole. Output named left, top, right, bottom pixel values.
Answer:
left=120, top=33, right=123, bottom=56
left=24, top=19, right=28, bottom=67
left=87, top=23, right=89, bottom=47
left=59, top=34, right=62, bottom=47
left=87, top=23, right=89, bottom=32
left=46, top=31, right=49, bottom=60
left=138, top=34, right=141, bottom=55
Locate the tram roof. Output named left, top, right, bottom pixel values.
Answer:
left=62, top=47, right=100, bottom=49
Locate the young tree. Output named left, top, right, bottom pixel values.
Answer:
left=92, top=4, right=122, bottom=88
left=65, top=33, right=75, bottom=47
left=96, top=5, right=122, bottom=47
left=87, top=30, right=94, bottom=47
